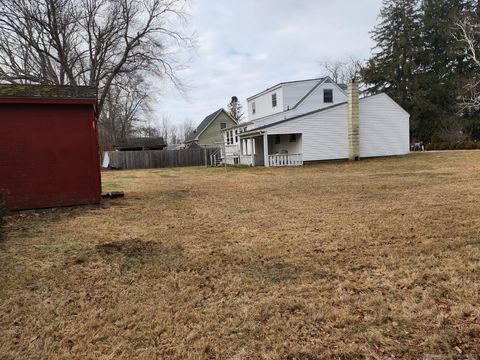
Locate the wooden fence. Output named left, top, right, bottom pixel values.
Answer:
left=105, top=148, right=220, bottom=169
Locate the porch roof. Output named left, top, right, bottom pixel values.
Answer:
left=237, top=130, right=265, bottom=139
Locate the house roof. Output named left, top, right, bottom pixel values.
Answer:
left=116, top=137, right=166, bottom=150
left=185, top=108, right=237, bottom=142
left=246, top=77, right=326, bottom=101
left=240, top=94, right=394, bottom=136
left=0, top=84, right=97, bottom=99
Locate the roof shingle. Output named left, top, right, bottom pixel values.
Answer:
left=0, top=84, right=97, bottom=99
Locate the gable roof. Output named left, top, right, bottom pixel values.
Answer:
left=246, top=77, right=326, bottom=101
left=241, top=93, right=407, bottom=136
left=185, top=108, right=237, bottom=142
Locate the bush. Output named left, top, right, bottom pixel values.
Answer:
left=425, top=141, right=480, bottom=151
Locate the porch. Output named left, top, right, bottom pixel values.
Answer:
left=238, top=132, right=303, bottom=167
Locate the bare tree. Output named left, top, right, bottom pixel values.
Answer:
left=179, top=118, right=194, bottom=143
left=135, top=119, right=161, bottom=138
left=319, top=55, right=364, bottom=84
left=0, top=0, right=192, bottom=116
left=98, top=74, right=151, bottom=145
left=455, top=17, right=480, bottom=112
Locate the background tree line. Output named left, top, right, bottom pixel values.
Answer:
left=361, top=0, right=480, bottom=143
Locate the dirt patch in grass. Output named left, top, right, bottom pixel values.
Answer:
left=1, top=152, right=480, bottom=359
left=96, top=239, right=157, bottom=257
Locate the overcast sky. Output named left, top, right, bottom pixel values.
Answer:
left=155, top=0, right=384, bottom=127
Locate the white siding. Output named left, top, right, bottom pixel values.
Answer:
left=296, top=81, right=347, bottom=113
left=282, top=80, right=321, bottom=110
left=359, top=94, right=410, bottom=158
left=262, top=94, right=410, bottom=162
left=252, top=82, right=347, bottom=129
left=248, top=87, right=284, bottom=121
left=266, top=106, right=348, bottom=161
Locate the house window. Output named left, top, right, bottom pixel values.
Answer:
left=324, top=89, right=333, bottom=103
left=275, top=134, right=281, bottom=144
left=289, top=134, right=297, bottom=142
left=220, top=122, right=227, bottom=129
left=272, top=93, right=277, bottom=107
left=252, top=102, right=256, bottom=115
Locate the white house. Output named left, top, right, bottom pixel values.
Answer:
left=222, top=77, right=410, bottom=166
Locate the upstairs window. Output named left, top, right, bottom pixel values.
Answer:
left=252, top=102, right=256, bottom=115
left=324, top=89, right=333, bottom=103
left=275, top=134, right=281, bottom=144
left=220, top=122, right=227, bottom=129
left=272, top=93, right=277, bottom=107
left=289, top=134, right=297, bottom=142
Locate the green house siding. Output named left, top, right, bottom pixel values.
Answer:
left=197, top=112, right=237, bottom=147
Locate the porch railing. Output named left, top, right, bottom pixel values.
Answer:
left=225, top=144, right=240, bottom=156
left=240, top=155, right=253, bottom=166
left=268, top=153, right=303, bottom=167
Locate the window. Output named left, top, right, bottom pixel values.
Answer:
left=220, top=122, right=227, bottom=129
left=252, top=102, right=256, bottom=115
left=272, top=93, right=277, bottom=107
left=275, top=134, right=281, bottom=144
left=324, top=89, right=333, bottom=103
left=289, top=134, right=297, bottom=142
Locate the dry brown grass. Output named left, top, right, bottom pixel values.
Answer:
left=1, top=152, right=480, bottom=359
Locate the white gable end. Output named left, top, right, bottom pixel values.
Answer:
left=293, top=80, right=347, bottom=113
left=282, top=79, right=322, bottom=110
left=359, top=94, right=410, bottom=158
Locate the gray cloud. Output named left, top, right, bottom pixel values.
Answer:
left=155, top=0, right=383, bottom=127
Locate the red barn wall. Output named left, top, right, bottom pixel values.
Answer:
left=0, top=102, right=101, bottom=210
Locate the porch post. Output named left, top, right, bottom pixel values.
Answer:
left=250, top=138, right=255, bottom=166
left=263, top=133, right=269, bottom=167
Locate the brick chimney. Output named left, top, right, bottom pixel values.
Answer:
left=347, top=78, right=360, bottom=161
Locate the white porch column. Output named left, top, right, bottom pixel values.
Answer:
left=250, top=138, right=255, bottom=166
left=263, top=133, right=269, bottom=167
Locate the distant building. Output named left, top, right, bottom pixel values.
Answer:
left=166, top=143, right=186, bottom=151
left=116, top=137, right=167, bottom=151
left=185, top=109, right=237, bottom=148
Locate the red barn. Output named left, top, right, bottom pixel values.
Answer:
left=0, top=85, right=101, bottom=210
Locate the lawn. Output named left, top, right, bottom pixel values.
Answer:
left=1, top=152, right=479, bottom=359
